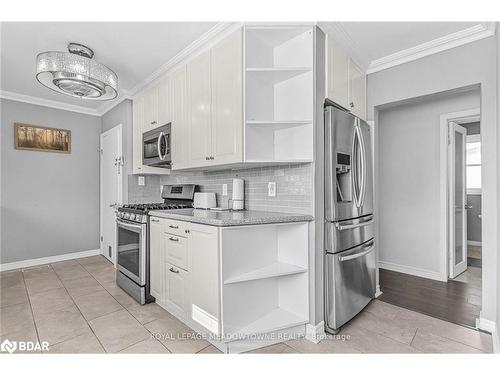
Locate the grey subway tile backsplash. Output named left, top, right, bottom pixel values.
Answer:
left=127, top=164, right=313, bottom=214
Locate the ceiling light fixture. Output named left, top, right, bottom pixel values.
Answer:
left=36, top=43, right=118, bottom=100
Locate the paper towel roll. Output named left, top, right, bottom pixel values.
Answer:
left=232, top=178, right=244, bottom=210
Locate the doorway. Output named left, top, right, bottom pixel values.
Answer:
left=447, top=114, right=482, bottom=315
left=100, top=124, right=123, bottom=265
left=375, top=91, right=483, bottom=329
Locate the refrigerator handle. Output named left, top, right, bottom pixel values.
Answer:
left=325, top=107, right=335, bottom=208
left=335, top=215, right=374, bottom=230
left=338, top=240, right=375, bottom=262
left=351, top=121, right=360, bottom=207
left=357, top=118, right=367, bottom=207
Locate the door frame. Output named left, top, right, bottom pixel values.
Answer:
left=448, top=121, right=468, bottom=278
left=100, top=124, right=123, bottom=264
left=439, top=108, right=480, bottom=282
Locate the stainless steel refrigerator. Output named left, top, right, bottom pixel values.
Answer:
left=324, top=103, right=376, bottom=334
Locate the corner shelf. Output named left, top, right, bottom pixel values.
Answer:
left=245, top=120, right=312, bottom=128
left=224, top=262, right=307, bottom=285
left=229, top=308, right=308, bottom=340
left=246, top=67, right=311, bottom=84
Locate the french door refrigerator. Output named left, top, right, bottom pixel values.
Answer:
left=324, top=103, right=376, bottom=334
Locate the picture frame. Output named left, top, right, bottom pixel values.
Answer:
left=14, top=123, right=71, bottom=154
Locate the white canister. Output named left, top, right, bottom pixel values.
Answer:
left=232, top=178, right=244, bottom=210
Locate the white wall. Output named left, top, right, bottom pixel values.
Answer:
left=367, top=36, right=498, bottom=323
left=0, top=99, right=101, bottom=264
left=378, top=89, right=480, bottom=279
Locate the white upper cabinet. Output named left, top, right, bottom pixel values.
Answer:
left=348, top=58, right=366, bottom=120
left=325, top=35, right=367, bottom=120
left=187, top=49, right=212, bottom=168
left=157, top=75, right=171, bottom=127
left=133, top=24, right=317, bottom=172
left=132, top=94, right=145, bottom=174
left=171, top=66, right=190, bottom=170
left=144, top=84, right=159, bottom=131
left=211, top=28, right=243, bottom=166
left=326, top=38, right=349, bottom=109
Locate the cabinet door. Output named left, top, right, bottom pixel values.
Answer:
left=327, top=38, right=349, bottom=109
left=157, top=75, right=171, bottom=127
left=165, top=233, right=188, bottom=271
left=188, top=50, right=212, bottom=167
left=132, top=94, right=145, bottom=173
left=348, top=58, right=366, bottom=120
left=171, top=66, right=190, bottom=170
left=144, top=85, right=159, bottom=130
left=211, top=28, right=243, bottom=166
left=165, top=263, right=189, bottom=316
left=149, top=217, right=163, bottom=300
left=188, top=223, right=219, bottom=333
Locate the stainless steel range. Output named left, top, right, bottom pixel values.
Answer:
left=115, top=184, right=196, bottom=304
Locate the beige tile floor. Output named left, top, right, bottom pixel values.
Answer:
left=0, top=255, right=493, bottom=354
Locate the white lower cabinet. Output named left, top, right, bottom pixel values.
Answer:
left=164, top=263, right=189, bottom=316
left=149, top=217, right=309, bottom=353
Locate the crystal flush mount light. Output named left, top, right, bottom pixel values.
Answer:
left=36, top=43, right=118, bottom=100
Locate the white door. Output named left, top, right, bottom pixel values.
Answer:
left=171, top=66, right=190, bottom=170
left=188, top=49, right=212, bottom=167
left=448, top=122, right=467, bottom=278
left=211, top=28, right=243, bottom=165
left=100, top=124, right=123, bottom=264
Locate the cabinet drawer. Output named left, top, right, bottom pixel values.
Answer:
left=165, top=263, right=189, bottom=316
left=163, top=219, right=189, bottom=237
left=165, top=233, right=189, bottom=270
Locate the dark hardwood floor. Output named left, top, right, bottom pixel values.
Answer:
left=378, top=269, right=481, bottom=328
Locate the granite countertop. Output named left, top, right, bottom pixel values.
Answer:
left=149, top=208, right=313, bottom=227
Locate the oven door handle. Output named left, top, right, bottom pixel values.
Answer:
left=116, top=219, right=143, bottom=231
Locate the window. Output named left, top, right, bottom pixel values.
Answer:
left=466, top=134, right=481, bottom=194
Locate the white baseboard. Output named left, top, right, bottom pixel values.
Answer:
left=467, top=240, right=482, bottom=247
left=0, top=249, right=101, bottom=272
left=375, top=284, right=383, bottom=298
left=379, top=261, right=445, bottom=281
left=476, top=317, right=498, bottom=353
left=305, top=320, right=325, bottom=344
left=493, top=330, right=500, bottom=354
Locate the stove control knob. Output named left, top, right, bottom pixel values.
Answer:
left=130, top=214, right=136, bottom=221
left=124, top=213, right=130, bottom=220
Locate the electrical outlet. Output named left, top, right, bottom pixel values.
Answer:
left=268, top=182, right=276, bottom=197
left=222, top=184, right=228, bottom=196
left=138, top=176, right=145, bottom=186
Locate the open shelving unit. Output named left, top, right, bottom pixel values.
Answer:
left=220, top=222, right=309, bottom=341
left=244, top=25, right=314, bottom=163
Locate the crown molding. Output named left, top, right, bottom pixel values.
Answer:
left=0, top=90, right=101, bottom=116
left=367, top=23, right=496, bottom=74
left=126, top=21, right=240, bottom=99
left=317, top=22, right=370, bottom=71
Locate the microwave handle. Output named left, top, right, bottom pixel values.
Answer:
left=157, top=132, right=165, bottom=161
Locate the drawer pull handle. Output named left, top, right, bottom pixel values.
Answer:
left=169, top=237, right=179, bottom=242
left=169, top=225, right=179, bottom=229
left=151, top=218, right=159, bottom=222
left=169, top=267, right=179, bottom=274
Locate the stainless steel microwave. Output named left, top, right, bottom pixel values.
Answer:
left=143, top=124, right=171, bottom=168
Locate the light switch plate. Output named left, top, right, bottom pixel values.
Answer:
left=138, top=176, right=145, bottom=186
left=268, top=182, right=276, bottom=197
left=222, top=184, right=228, bottom=196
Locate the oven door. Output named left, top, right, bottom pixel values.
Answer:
left=116, top=218, right=146, bottom=286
